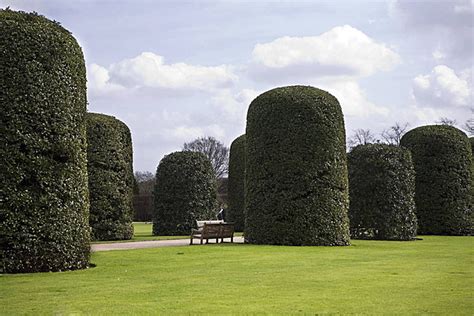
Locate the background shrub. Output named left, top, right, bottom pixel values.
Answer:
left=0, top=10, right=90, bottom=273
left=348, top=144, right=417, bottom=240
left=245, top=85, right=350, bottom=246
left=87, top=113, right=134, bottom=241
left=227, top=134, right=246, bottom=231
left=153, top=151, right=217, bottom=235
left=401, top=125, right=473, bottom=235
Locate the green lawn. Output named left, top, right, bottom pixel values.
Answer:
left=1, top=236, right=472, bottom=314
left=131, top=222, right=189, bottom=241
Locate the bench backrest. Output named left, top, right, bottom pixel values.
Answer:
left=196, top=220, right=223, bottom=229
left=201, top=223, right=222, bottom=238
left=220, top=223, right=234, bottom=238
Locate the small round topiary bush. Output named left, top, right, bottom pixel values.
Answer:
left=401, top=125, right=473, bottom=235
left=87, top=113, right=134, bottom=241
left=0, top=10, right=90, bottom=273
left=153, top=151, right=217, bottom=235
left=348, top=144, right=417, bottom=240
left=227, top=134, right=246, bottom=231
left=245, top=85, right=350, bottom=246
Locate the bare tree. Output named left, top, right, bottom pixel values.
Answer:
left=134, top=171, right=154, bottom=183
left=465, top=119, right=474, bottom=136
left=436, top=117, right=457, bottom=126
left=347, top=129, right=378, bottom=149
left=134, top=171, right=155, bottom=195
left=183, top=136, right=229, bottom=178
left=381, top=122, right=409, bottom=146
left=463, top=108, right=474, bottom=136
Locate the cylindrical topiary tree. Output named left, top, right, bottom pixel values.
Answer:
left=401, top=125, right=473, bottom=235
left=0, top=10, right=90, bottom=273
left=87, top=113, right=134, bottom=241
left=348, top=144, right=417, bottom=240
left=153, top=151, right=217, bottom=235
left=245, top=85, right=350, bottom=246
left=227, top=134, right=246, bottom=231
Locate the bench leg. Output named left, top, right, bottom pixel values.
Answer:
left=190, top=237, right=193, bottom=245
left=200, top=238, right=203, bottom=245
left=231, top=236, right=233, bottom=243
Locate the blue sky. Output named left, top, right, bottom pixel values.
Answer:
left=3, top=0, right=473, bottom=172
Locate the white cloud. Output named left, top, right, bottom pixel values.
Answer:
left=105, top=52, right=237, bottom=92
left=209, top=88, right=260, bottom=123
left=161, top=124, right=226, bottom=145
left=316, top=80, right=390, bottom=118
left=432, top=49, right=445, bottom=62
left=87, top=63, right=125, bottom=95
left=251, top=25, right=401, bottom=78
left=412, top=65, right=472, bottom=108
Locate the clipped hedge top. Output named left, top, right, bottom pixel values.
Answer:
left=401, top=124, right=470, bottom=148
left=246, top=85, right=347, bottom=190
left=87, top=113, right=133, bottom=171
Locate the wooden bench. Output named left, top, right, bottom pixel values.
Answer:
left=190, top=221, right=235, bottom=245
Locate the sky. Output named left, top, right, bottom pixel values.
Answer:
left=2, top=0, right=473, bottom=172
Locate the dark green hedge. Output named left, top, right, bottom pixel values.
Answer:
left=245, top=86, right=350, bottom=246
left=86, top=113, right=134, bottom=241
left=348, top=144, right=417, bottom=240
left=227, top=134, right=246, bottom=231
left=0, top=10, right=90, bottom=273
left=401, top=125, right=473, bottom=235
left=153, top=151, right=217, bottom=235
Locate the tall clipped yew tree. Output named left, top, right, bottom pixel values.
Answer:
left=153, top=151, right=217, bottom=235
left=245, top=86, right=350, bottom=246
left=0, top=10, right=90, bottom=273
left=401, top=125, right=473, bottom=235
left=87, top=113, right=134, bottom=241
left=348, top=144, right=417, bottom=240
left=227, top=134, right=246, bottom=231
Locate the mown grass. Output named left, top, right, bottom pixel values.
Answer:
left=1, top=236, right=472, bottom=314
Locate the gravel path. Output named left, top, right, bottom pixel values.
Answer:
left=91, top=236, right=245, bottom=252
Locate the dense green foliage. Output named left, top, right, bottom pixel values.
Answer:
left=87, top=113, right=134, bottom=241
left=348, top=144, right=417, bottom=240
left=401, top=125, right=473, bottom=235
left=153, top=151, right=217, bottom=235
left=227, top=134, right=246, bottom=231
left=245, top=86, right=350, bottom=246
left=1, top=237, right=472, bottom=314
left=0, top=10, right=90, bottom=273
